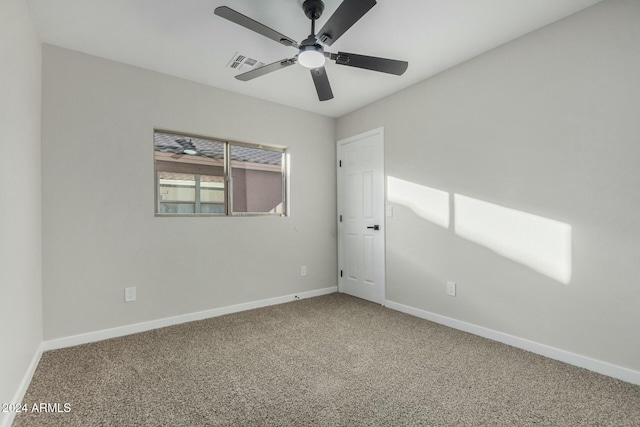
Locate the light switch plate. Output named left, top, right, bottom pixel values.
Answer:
left=125, top=287, right=136, bottom=302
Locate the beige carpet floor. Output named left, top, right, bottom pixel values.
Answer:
left=15, top=293, right=640, bottom=426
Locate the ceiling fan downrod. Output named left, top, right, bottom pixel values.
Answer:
left=299, top=0, right=327, bottom=68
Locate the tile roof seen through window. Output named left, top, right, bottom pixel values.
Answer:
left=154, top=132, right=282, bottom=166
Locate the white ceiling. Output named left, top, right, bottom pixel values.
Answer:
left=27, top=0, right=601, bottom=118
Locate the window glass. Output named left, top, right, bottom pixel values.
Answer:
left=200, top=175, right=225, bottom=214
left=230, top=144, right=284, bottom=214
left=158, top=172, right=196, bottom=214
left=155, top=132, right=226, bottom=215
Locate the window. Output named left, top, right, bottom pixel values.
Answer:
left=154, top=130, right=286, bottom=216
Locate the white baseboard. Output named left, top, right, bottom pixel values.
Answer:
left=385, top=300, right=640, bottom=386
left=1, top=342, right=44, bottom=427
left=42, top=287, right=337, bottom=352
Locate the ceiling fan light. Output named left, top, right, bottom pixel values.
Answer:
left=175, top=138, right=198, bottom=155
left=298, top=46, right=326, bottom=69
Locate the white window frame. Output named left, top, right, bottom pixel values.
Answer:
left=154, top=129, right=288, bottom=217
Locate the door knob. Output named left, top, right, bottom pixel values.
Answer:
left=367, top=225, right=380, bottom=230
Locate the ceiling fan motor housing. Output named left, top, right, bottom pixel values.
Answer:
left=303, top=0, right=325, bottom=20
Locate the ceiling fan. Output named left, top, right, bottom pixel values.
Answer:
left=214, top=0, right=408, bottom=101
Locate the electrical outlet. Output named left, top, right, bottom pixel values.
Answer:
left=300, top=265, right=307, bottom=277
left=447, top=282, right=456, bottom=297
left=125, top=287, right=136, bottom=302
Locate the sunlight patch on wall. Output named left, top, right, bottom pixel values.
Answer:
left=387, top=176, right=450, bottom=228
left=454, top=194, right=572, bottom=284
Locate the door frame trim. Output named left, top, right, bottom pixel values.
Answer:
left=336, top=127, right=386, bottom=304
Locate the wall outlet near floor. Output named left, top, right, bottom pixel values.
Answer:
left=300, top=265, right=307, bottom=277
left=125, top=286, right=136, bottom=302
left=447, top=281, right=456, bottom=297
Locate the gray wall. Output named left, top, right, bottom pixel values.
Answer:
left=0, top=0, right=43, bottom=418
left=42, top=46, right=337, bottom=339
left=337, top=0, right=640, bottom=371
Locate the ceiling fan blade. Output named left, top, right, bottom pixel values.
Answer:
left=333, top=52, right=408, bottom=75
left=310, top=67, right=334, bottom=101
left=317, top=0, right=376, bottom=46
left=235, top=58, right=297, bottom=81
left=214, top=6, right=299, bottom=48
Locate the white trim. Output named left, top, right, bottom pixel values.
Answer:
left=1, top=343, right=45, bottom=427
left=385, top=300, right=640, bottom=386
left=42, top=287, right=337, bottom=351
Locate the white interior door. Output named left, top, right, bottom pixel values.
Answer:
left=337, top=128, right=385, bottom=304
